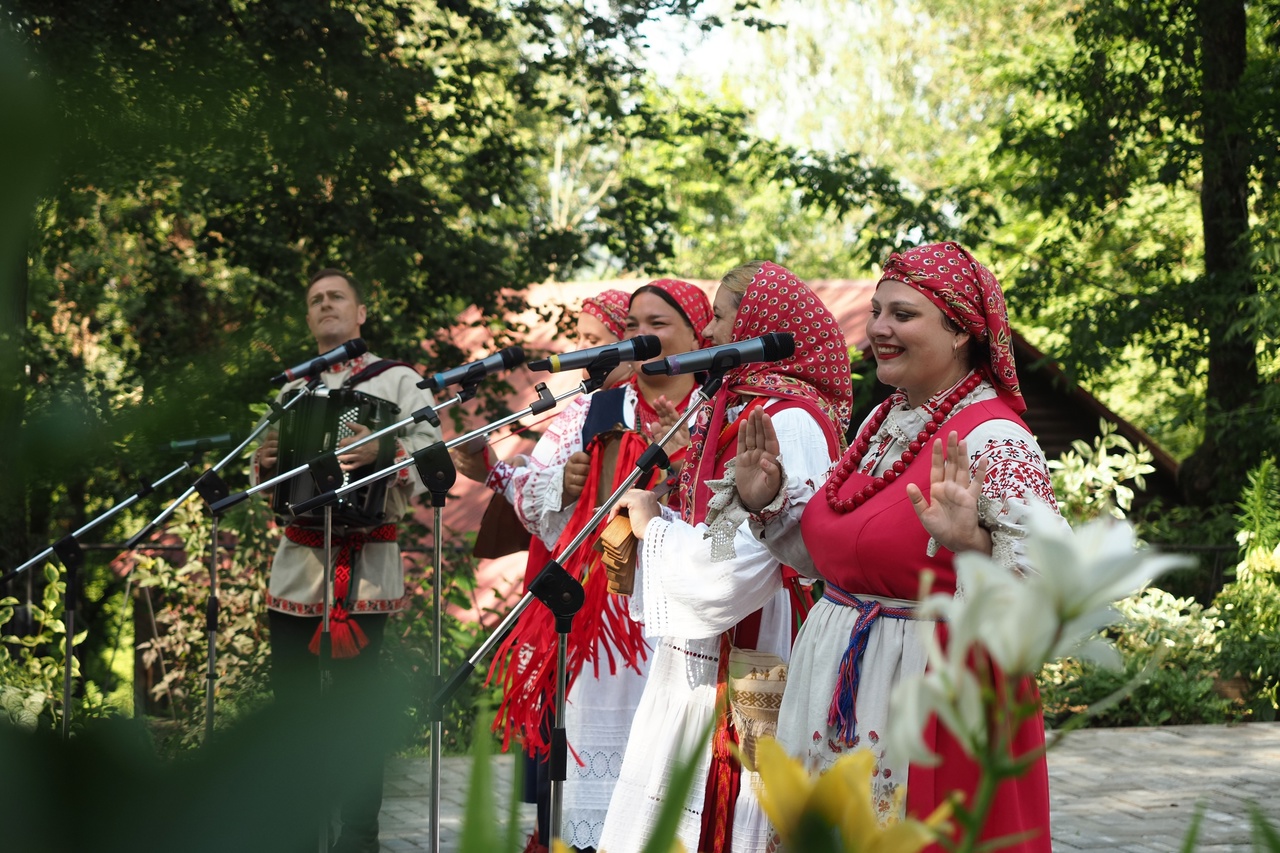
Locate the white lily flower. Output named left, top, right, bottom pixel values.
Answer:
left=1021, top=502, right=1191, bottom=623
left=889, top=505, right=1193, bottom=765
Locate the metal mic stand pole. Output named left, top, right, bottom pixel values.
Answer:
left=430, top=371, right=725, bottom=847
left=3, top=464, right=194, bottom=583
left=49, top=535, right=85, bottom=740
left=2, top=460, right=215, bottom=737
left=416, top=435, right=459, bottom=853
left=318, top=502, right=336, bottom=853
left=284, top=380, right=574, bottom=521
left=190, top=470, right=232, bottom=743
left=205, top=393, right=463, bottom=518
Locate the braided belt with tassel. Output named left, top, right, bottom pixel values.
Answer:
left=284, top=523, right=397, bottom=658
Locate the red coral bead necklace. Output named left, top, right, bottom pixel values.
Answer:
left=824, top=371, right=985, bottom=514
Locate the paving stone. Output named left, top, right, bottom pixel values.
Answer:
left=377, top=723, right=1280, bottom=852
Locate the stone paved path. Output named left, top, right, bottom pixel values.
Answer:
left=380, top=722, right=1280, bottom=852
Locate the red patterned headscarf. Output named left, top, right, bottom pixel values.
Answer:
left=581, top=289, right=630, bottom=340
left=678, top=262, right=854, bottom=522
left=878, top=241, right=1025, bottom=413
left=635, top=278, right=714, bottom=348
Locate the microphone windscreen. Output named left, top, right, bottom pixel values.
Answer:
left=765, top=332, right=796, bottom=360
left=346, top=338, right=369, bottom=358
left=500, top=346, right=525, bottom=368
left=630, top=335, right=662, bottom=361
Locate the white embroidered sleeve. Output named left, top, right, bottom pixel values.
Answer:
left=504, top=395, right=593, bottom=547
left=966, top=418, right=1068, bottom=577
left=629, top=407, right=836, bottom=638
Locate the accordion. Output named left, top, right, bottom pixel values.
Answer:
left=272, top=386, right=401, bottom=527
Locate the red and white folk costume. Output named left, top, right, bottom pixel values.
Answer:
left=750, top=243, right=1061, bottom=852
left=599, top=264, right=853, bottom=853
left=485, top=282, right=713, bottom=850
left=483, top=289, right=633, bottom=547
left=254, top=351, right=441, bottom=624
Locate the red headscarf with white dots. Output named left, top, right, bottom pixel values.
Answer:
left=878, top=241, right=1025, bottom=413
left=581, top=289, right=630, bottom=340
left=678, top=262, right=853, bottom=522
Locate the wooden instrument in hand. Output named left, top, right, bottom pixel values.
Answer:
left=595, top=513, right=638, bottom=594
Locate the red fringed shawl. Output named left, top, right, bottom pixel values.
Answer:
left=488, top=430, right=658, bottom=755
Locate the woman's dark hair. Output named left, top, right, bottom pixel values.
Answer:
left=940, top=313, right=989, bottom=373
left=631, top=284, right=697, bottom=331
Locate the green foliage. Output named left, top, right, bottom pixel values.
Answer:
left=128, top=497, right=277, bottom=750
left=0, top=563, right=101, bottom=732
left=1038, top=587, right=1233, bottom=728
left=1133, top=500, right=1237, bottom=603
left=0, top=677, right=416, bottom=853
left=1045, top=456, right=1280, bottom=725
left=1049, top=419, right=1155, bottom=526
left=996, top=0, right=1280, bottom=503
left=1212, top=457, right=1280, bottom=721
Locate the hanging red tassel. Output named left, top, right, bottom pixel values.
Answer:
left=309, top=606, right=371, bottom=658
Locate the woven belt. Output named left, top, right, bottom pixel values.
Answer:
left=284, top=523, right=396, bottom=658
left=823, top=583, right=920, bottom=746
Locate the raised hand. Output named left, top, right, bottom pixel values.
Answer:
left=905, top=431, right=992, bottom=555
left=735, top=407, right=783, bottom=512
left=651, top=394, right=691, bottom=453
left=562, top=451, right=592, bottom=504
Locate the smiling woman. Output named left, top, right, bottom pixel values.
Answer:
left=729, top=242, right=1064, bottom=852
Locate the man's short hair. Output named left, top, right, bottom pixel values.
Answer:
left=307, top=268, right=363, bottom=305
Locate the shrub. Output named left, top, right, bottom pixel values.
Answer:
left=1212, top=458, right=1280, bottom=721
left=1038, top=587, right=1233, bottom=727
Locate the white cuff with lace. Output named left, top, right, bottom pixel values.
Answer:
left=703, top=458, right=789, bottom=562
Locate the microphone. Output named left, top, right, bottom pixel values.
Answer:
left=419, top=345, right=525, bottom=392
left=163, top=433, right=234, bottom=453
left=528, top=335, right=662, bottom=373
left=270, top=338, right=367, bottom=385
left=641, top=333, right=796, bottom=376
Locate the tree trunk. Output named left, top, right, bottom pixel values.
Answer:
left=1180, top=0, right=1259, bottom=505
left=0, top=247, right=30, bottom=586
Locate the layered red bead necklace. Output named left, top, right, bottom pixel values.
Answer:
left=824, top=371, right=985, bottom=514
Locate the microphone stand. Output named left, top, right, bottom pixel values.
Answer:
left=190, top=469, right=232, bottom=743
left=317, top=501, right=335, bottom=853
left=283, top=380, right=578, bottom=520
left=429, top=370, right=726, bottom=849
left=4, top=465, right=193, bottom=584
left=2, top=452, right=229, bottom=739
left=205, top=390, right=468, bottom=517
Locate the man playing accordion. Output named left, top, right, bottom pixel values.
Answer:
left=253, top=267, right=441, bottom=853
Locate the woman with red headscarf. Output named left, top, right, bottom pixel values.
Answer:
left=599, top=262, right=853, bottom=853
left=734, top=242, right=1061, bottom=851
left=471, top=279, right=713, bottom=853
left=455, top=287, right=636, bottom=531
